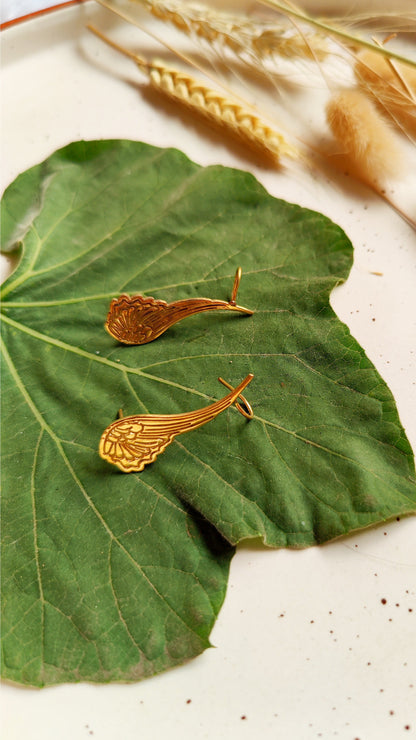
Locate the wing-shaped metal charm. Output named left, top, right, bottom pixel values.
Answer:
left=99, top=374, right=254, bottom=472
left=105, top=267, right=253, bottom=345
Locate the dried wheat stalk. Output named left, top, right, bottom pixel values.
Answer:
left=92, top=1, right=415, bottom=226
left=260, top=0, right=416, bottom=69
left=130, top=0, right=328, bottom=61
left=88, top=25, right=298, bottom=164
left=149, top=62, right=293, bottom=164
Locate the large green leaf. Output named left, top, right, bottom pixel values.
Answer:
left=1, top=140, right=415, bottom=687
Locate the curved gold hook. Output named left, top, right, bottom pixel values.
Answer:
left=217, top=376, right=254, bottom=419
left=99, top=374, right=254, bottom=472
left=105, top=267, right=253, bottom=345
left=229, top=266, right=242, bottom=306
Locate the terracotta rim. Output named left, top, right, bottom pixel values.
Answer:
left=1, top=0, right=86, bottom=31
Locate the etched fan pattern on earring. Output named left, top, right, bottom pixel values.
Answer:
left=99, top=375, right=254, bottom=472
left=105, top=294, right=171, bottom=344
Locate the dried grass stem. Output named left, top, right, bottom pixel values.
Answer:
left=260, top=0, right=416, bottom=69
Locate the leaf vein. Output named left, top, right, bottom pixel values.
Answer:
left=108, top=541, right=143, bottom=653
left=31, top=429, right=46, bottom=685
left=1, top=332, right=209, bottom=639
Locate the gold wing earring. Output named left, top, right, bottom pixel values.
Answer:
left=99, top=374, right=254, bottom=472
left=105, top=267, right=253, bottom=345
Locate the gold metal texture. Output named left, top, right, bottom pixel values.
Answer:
left=105, top=267, right=253, bottom=344
left=99, top=374, right=254, bottom=472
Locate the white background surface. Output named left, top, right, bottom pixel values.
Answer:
left=2, top=0, right=416, bottom=23
left=1, top=0, right=64, bottom=23
left=1, top=2, right=416, bottom=739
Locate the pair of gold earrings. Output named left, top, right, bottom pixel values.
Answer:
left=99, top=268, right=254, bottom=472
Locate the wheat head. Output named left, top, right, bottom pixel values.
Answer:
left=131, top=0, right=328, bottom=61
left=87, top=24, right=297, bottom=164
left=148, top=60, right=297, bottom=162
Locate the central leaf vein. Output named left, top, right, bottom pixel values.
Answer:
left=1, top=335, right=208, bottom=638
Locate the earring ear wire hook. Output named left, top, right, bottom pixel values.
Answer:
left=217, top=376, right=254, bottom=419
left=229, top=266, right=242, bottom=306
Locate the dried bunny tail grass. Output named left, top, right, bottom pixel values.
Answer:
left=131, top=0, right=328, bottom=60
left=326, top=88, right=403, bottom=185
left=87, top=25, right=298, bottom=165
left=355, top=50, right=416, bottom=134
